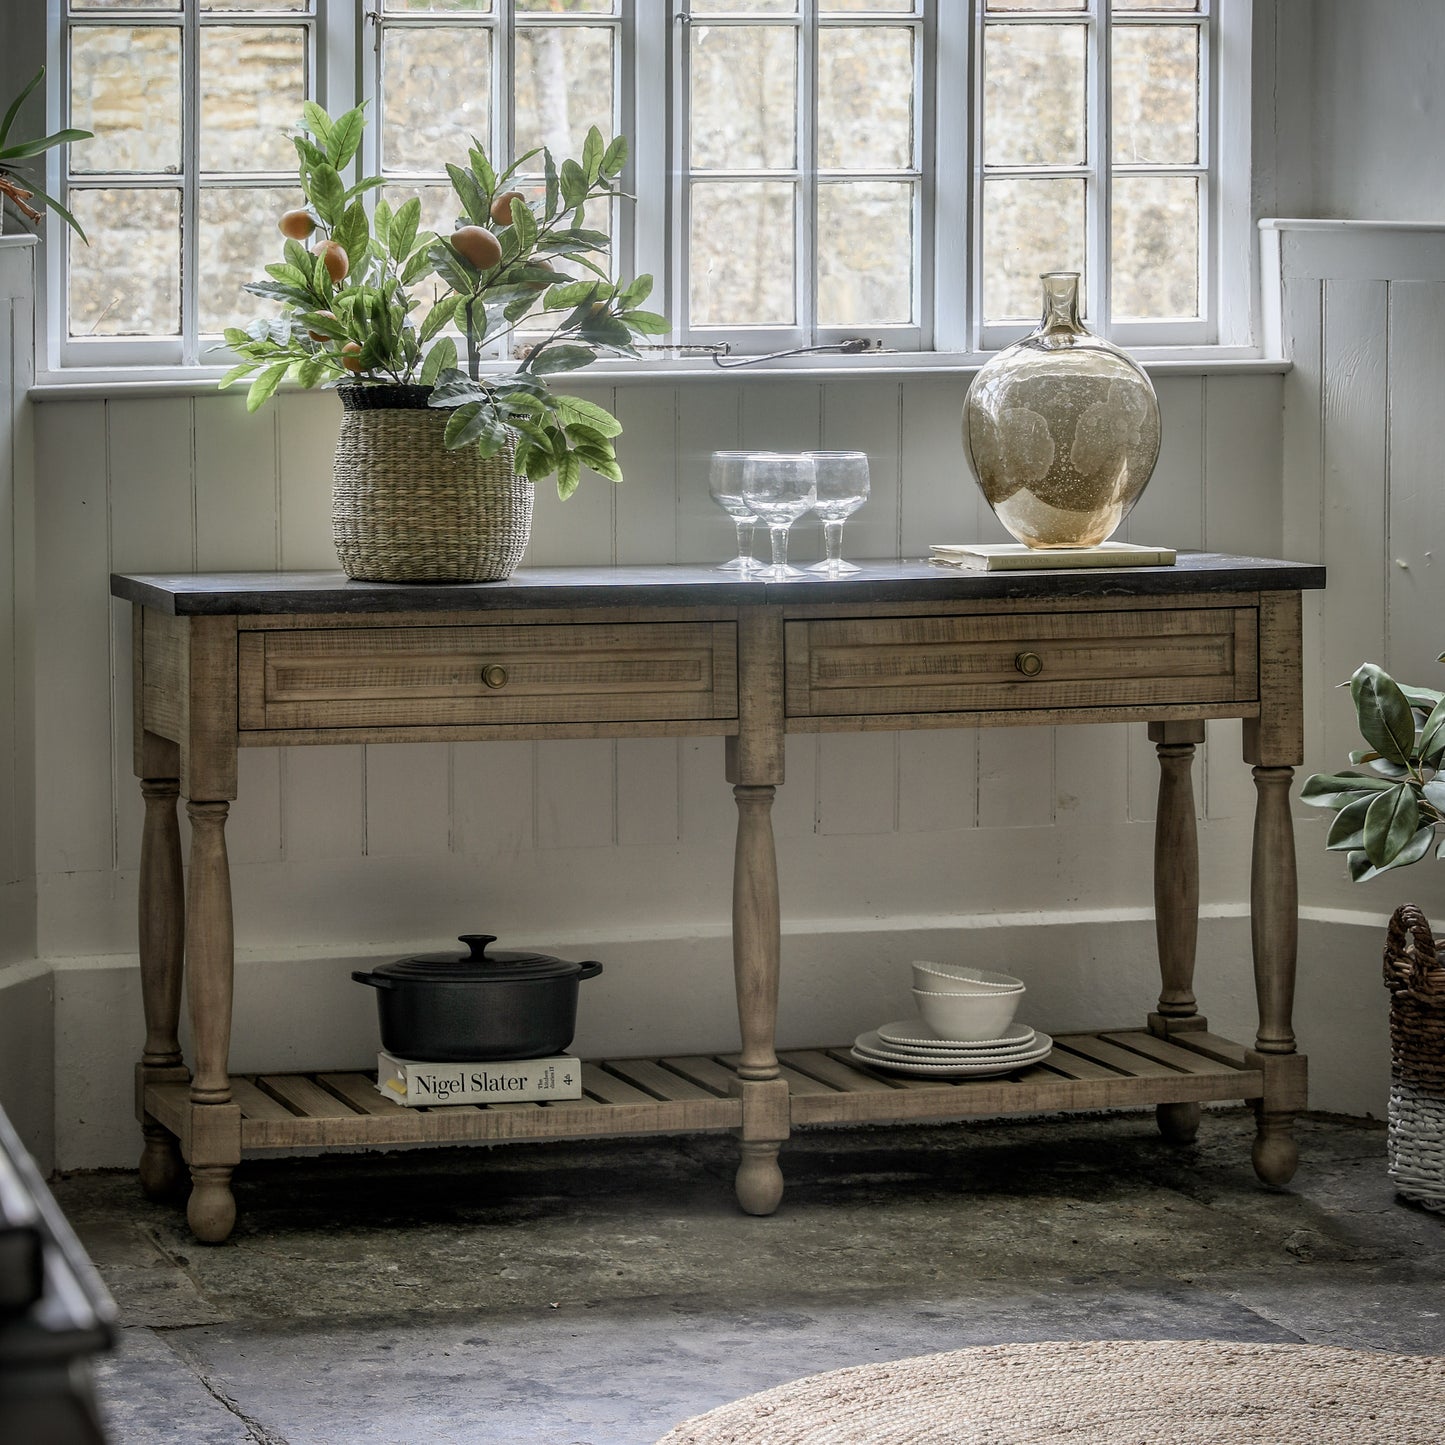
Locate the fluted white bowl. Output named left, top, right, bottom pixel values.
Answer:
left=911, top=985, right=1023, bottom=1042
left=911, top=961, right=1025, bottom=994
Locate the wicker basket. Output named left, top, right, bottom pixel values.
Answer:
left=332, top=384, right=533, bottom=582
left=1382, top=903, right=1445, bottom=1211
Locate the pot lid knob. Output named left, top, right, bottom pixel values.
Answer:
left=458, top=934, right=497, bottom=960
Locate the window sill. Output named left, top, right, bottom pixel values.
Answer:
left=30, top=347, right=1289, bottom=401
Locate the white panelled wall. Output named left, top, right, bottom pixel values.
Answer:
left=13, top=221, right=1445, bottom=1171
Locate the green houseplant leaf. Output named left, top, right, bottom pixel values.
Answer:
left=1350, top=663, right=1417, bottom=765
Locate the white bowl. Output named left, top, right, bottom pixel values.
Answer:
left=911, top=986, right=1023, bottom=1042
left=911, top=961, right=1024, bottom=994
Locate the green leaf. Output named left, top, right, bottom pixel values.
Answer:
left=554, top=452, right=582, bottom=500
left=526, top=344, right=597, bottom=376
left=619, top=273, right=653, bottom=309
left=444, top=401, right=511, bottom=451
left=299, top=310, right=347, bottom=341
left=223, top=327, right=253, bottom=350
left=331, top=199, right=370, bottom=274
left=1351, top=823, right=1436, bottom=880
left=1364, top=783, right=1420, bottom=866
left=372, top=197, right=393, bottom=253
left=508, top=197, right=538, bottom=253
left=552, top=394, right=622, bottom=438
left=1299, top=772, right=1399, bottom=808
left=1423, top=778, right=1445, bottom=817
left=244, top=280, right=313, bottom=306
left=0, top=128, right=93, bottom=163
left=1351, top=662, right=1417, bottom=764
left=574, top=446, right=623, bottom=483
left=328, top=106, right=365, bottom=169
left=296, top=354, right=328, bottom=389
left=389, top=197, right=421, bottom=263
left=504, top=292, right=539, bottom=324
left=1325, top=795, right=1373, bottom=852
left=582, top=126, right=605, bottom=185
left=419, top=336, right=458, bottom=388
left=429, top=368, right=488, bottom=407
left=308, top=163, right=346, bottom=227
left=302, top=101, right=336, bottom=153
left=446, top=163, right=491, bottom=225
left=420, top=295, right=459, bottom=343
left=622, top=309, right=669, bottom=336
left=246, top=361, right=289, bottom=413
left=7, top=176, right=87, bottom=241
left=340, top=175, right=386, bottom=205
left=600, top=134, right=628, bottom=177
left=217, top=361, right=254, bottom=389
left=543, top=150, right=560, bottom=219
left=468, top=144, right=497, bottom=197
left=559, top=158, right=587, bottom=208
left=1418, top=695, right=1445, bottom=764
left=1402, top=685, right=1445, bottom=710
left=563, top=227, right=612, bottom=250
left=403, top=244, right=437, bottom=288
left=0, top=68, right=44, bottom=149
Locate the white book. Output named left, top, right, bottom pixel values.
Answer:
left=375, top=1052, right=583, bottom=1107
left=929, top=541, right=1177, bottom=572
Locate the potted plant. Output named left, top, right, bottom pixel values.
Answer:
left=222, top=102, right=663, bottom=583
left=1, top=68, right=91, bottom=238
left=1302, top=659, right=1445, bottom=1213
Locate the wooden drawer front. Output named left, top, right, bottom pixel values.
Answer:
left=240, top=622, right=738, bottom=730
left=785, top=608, right=1257, bottom=718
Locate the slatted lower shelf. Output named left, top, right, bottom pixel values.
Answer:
left=144, top=1028, right=1264, bottom=1154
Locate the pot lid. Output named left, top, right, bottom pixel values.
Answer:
left=375, top=935, right=591, bottom=982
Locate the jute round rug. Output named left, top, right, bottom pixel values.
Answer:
left=654, top=1339, right=1445, bottom=1444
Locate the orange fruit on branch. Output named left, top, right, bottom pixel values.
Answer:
left=451, top=225, right=502, bottom=271
left=307, top=310, right=338, bottom=343
left=339, top=341, right=364, bottom=374
left=279, top=208, right=315, bottom=240
left=490, top=190, right=526, bottom=226
left=312, top=239, right=349, bottom=283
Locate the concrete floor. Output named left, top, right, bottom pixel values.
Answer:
left=53, top=1107, right=1445, bottom=1445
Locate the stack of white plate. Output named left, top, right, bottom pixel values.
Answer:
left=850, top=1019, right=1053, bottom=1078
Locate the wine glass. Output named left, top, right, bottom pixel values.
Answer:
left=741, top=453, right=817, bottom=580
left=708, top=451, right=759, bottom=572
left=805, top=451, right=870, bottom=576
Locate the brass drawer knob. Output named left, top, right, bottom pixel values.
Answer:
left=1014, top=651, right=1043, bottom=678
left=481, top=664, right=509, bottom=689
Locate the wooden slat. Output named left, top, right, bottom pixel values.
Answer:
left=1055, top=1034, right=1180, bottom=1077
left=1166, top=1030, right=1251, bottom=1068
left=659, top=1055, right=741, bottom=1096
left=779, top=1049, right=904, bottom=1094
left=231, top=1077, right=302, bottom=1121
left=258, top=1074, right=364, bottom=1119
left=607, top=1058, right=721, bottom=1103
left=1099, top=1031, right=1229, bottom=1075
left=776, top=1061, right=842, bottom=1097
left=580, top=1063, right=659, bottom=1105
left=1036, top=1048, right=1125, bottom=1082
left=316, top=1072, right=397, bottom=1116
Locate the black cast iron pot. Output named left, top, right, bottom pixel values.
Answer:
left=352, top=935, right=603, bottom=1062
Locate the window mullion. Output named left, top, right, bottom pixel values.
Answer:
left=800, top=0, right=817, bottom=346
left=1090, top=0, right=1112, bottom=334
left=182, top=1, right=201, bottom=366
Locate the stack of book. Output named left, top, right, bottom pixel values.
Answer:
left=929, top=541, right=1176, bottom=572
left=376, top=1052, right=583, bottom=1107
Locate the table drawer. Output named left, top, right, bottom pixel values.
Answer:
left=239, top=621, right=738, bottom=731
left=785, top=608, right=1257, bottom=718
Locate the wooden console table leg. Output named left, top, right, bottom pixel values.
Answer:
left=1248, top=764, right=1304, bottom=1185
left=731, top=783, right=787, bottom=1216
left=136, top=775, right=188, bottom=1200
left=184, top=799, right=242, bottom=1242
left=1148, top=721, right=1207, bottom=1145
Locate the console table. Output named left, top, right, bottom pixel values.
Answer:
left=112, top=554, right=1324, bottom=1244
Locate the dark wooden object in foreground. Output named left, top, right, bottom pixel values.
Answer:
left=113, top=554, right=1323, bottom=1243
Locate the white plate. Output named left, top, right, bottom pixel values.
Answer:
left=854, top=1029, right=1044, bottom=1063
left=848, top=1041, right=1054, bottom=1078
left=875, top=1019, right=1037, bottom=1050
left=852, top=1032, right=1054, bottom=1070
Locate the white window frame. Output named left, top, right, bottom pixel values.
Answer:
left=35, top=0, right=1255, bottom=381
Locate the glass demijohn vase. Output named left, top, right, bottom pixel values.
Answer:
left=961, top=272, right=1161, bottom=549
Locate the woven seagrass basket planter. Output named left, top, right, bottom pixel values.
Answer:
left=1382, top=903, right=1445, bottom=1212
left=333, top=384, right=533, bottom=583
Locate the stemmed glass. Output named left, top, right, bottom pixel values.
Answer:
left=708, top=451, right=759, bottom=572
left=741, top=453, right=817, bottom=580
left=805, top=451, right=870, bottom=576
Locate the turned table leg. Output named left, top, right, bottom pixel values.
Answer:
left=1248, top=764, right=1305, bottom=1184
left=731, top=783, right=788, bottom=1215
left=1149, top=721, right=1207, bottom=1145
left=184, top=799, right=242, bottom=1241
left=136, top=774, right=188, bottom=1200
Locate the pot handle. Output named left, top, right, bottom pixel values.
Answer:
left=577, top=961, right=604, bottom=981
left=458, top=934, right=498, bottom=959
left=351, top=970, right=396, bottom=990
